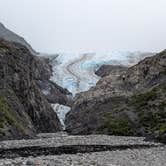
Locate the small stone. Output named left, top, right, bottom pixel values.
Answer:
left=26, top=159, right=34, bottom=165
left=5, top=161, right=12, bottom=165
left=35, top=160, right=41, bottom=166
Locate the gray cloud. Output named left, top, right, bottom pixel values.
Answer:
left=0, top=0, right=166, bottom=53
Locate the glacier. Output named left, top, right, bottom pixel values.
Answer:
left=48, top=51, right=153, bottom=128
left=50, top=51, right=153, bottom=95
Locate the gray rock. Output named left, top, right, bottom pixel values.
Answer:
left=95, top=64, right=128, bottom=78
left=0, top=133, right=164, bottom=166
left=26, top=159, right=34, bottom=165
left=0, top=39, right=62, bottom=140
left=65, top=50, right=166, bottom=141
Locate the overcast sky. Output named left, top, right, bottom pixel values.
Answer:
left=0, top=0, right=166, bottom=53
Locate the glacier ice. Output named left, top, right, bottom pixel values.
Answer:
left=48, top=51, right=153, bottom=127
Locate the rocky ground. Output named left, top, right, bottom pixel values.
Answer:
left=0, top=132, right=165, bottom=166
left=65, top=50, right=166, bottom=141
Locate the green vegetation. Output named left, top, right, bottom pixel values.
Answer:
left=131, top=89, right=157, bottom=108
left=159, top=84, right=166, bottom=92
left=138, top=105, right=166, bottom=135
left=98, top=114, right=135, bottom=136
left=0, top=43, right=9, bottom=53
left=157, top=124, right=166, bottom=135
left=130, top=84, right=166, bottom=109
left=131, top=84, right=166, bottom=135
left=97, top=84, right=166, bottom=137
left=0, top=95, right=26, bottom=135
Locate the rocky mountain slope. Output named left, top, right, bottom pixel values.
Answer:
left=95, top=65, right=128, bottom=78
left=0, top=22, right=74, bottom=140
left=35, top=56, right=72, bottom=106
left=0, top=22, right=72, bottom=106
left=65, top=50, right=166, bottom=143
left=0, top=39, right=63, bottom=140
left=0, top=23, right=36, bottom=54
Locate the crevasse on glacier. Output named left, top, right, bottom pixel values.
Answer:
left=50, top=51, right=153, bottom=128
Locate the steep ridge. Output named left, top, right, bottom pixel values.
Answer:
left=0, top=23, right=36, bottom=55
left=0, top=39, right=62, bottom=140
left=0, top=22, right=71, bottom=106
left=0, top=23, right=73, bottom=134
left=65, top=50, right=166, bottom=143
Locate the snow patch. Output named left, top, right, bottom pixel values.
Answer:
left=52, top=104, right=70, bottom=129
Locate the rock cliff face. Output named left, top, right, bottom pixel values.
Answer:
left=0, top=22, right=72, bottom=107
left=0, top=39, right=62, bottom=140
left=65, top=50, right=166, bottom=142
left=35, top=56, right=72, bottom=106
left=95, top=65, right=128, bottom=78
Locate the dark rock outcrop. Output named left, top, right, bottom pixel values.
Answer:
left=34, top=56, right=72, bottom=106
left=0, top=22, right=72, bottom=106
left=95, top=65, right=128, bottom=78
left=65, top=50, right=166, bottom=142
left=0, top=39, right=62, bottom=140
left=36, top=79, right=72, bottom=106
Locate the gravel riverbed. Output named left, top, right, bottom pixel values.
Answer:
left=0, top=132, right=165, bottom=166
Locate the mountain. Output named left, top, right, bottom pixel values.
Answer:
left=0, top=39, right=63, bottom=140
left=0, top=23, right=73, bottom=140
left=0, top=22, right=36, bottom=54
left=0, top=22, right=71, bottom=105
left=65, top=50, right=166, bottom=143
